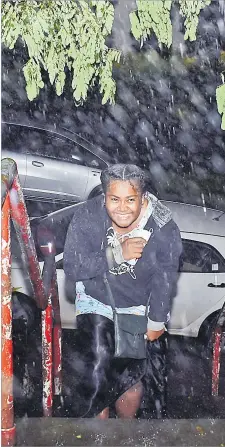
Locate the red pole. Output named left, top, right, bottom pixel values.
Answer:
left=1, top=194, right=16, bottom=447
left=211, top=299, right=225, bottom=396
left=211, top=326, right=222, bottom=396
left=37, top=225, right=62, bottom=400
left=42, top=298, right=53, bottom=417
left=51, top=270, right=62, bottom=396
left=53, top=324, right=62, bottom=396
left=9, top=175, right=47, bottom=310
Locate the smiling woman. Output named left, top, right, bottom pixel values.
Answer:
left=63, top=163, right=182, bottom=418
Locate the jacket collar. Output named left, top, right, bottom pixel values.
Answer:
left=147, top=193, right=172, bottom=228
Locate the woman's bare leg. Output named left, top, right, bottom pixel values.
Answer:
left=115, top=381, right=143, bottom=419
left=96, top=407, right=109, bottom=419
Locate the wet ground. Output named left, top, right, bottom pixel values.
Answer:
left=167, top=336, right=225, bottom=418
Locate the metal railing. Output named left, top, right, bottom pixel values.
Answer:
left=211, top=301, right=225, bottom=396
left=1, top=158, right=62, bottom=446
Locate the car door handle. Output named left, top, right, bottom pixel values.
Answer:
left=32, top=160, right=44, bottom=167
left=208, top=283, right=225, bottom=288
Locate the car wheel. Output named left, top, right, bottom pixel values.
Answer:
left=88, top=185, right=103, bottom=200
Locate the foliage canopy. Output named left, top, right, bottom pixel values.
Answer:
left=2, top=0, right=120, bottom=105
left=1, top=0, right=225, bottom=128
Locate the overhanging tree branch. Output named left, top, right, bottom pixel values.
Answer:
left=1, top=0, right=120, bottom=105
left=129, top=0, right=224, bottom=130
left=1, top=0, right=225, bottom=129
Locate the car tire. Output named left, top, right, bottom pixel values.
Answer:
left=88, top=185, right=103, bottom=200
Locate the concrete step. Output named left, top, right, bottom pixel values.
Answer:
left=15, top=417, right=225, bottom=446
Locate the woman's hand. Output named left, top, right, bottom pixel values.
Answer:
left=121, top=237, right=146, bottom=261
left=146, top=328, right=165, bottom=341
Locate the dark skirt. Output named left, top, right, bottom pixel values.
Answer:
left=62, top=314, right=167, bottom=418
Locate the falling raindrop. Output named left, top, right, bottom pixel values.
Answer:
left=219, top=0, right=225, bottom=16
left=145, top=137, right=149, bottom=149
left=201, top=192, right=207, bottom=213
left=179, top=42, right=184, bottom=57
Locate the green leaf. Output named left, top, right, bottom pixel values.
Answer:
left=216, top=83, right=225, bottom=130
left=130, top=1, right=172, bottom=48
left=178, top=0, right=211, bottom=42
left=129, top=11, right=142, bottom=40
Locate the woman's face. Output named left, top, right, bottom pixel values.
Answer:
left=105, top=179, right=143, bottom=229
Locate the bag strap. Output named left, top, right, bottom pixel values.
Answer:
left=103, top=273, right=151, bottom=318
left=103, top=274, right=116, bottom=313
left=145, top=293, right=151, bottom=317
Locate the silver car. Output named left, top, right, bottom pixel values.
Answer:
left=2, top=121, right=112, bottom=203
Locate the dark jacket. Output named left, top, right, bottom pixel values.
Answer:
left=63, top=194, right=182, bottom=323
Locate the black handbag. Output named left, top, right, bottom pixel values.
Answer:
left=103, top=275, right=149, bottom=360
